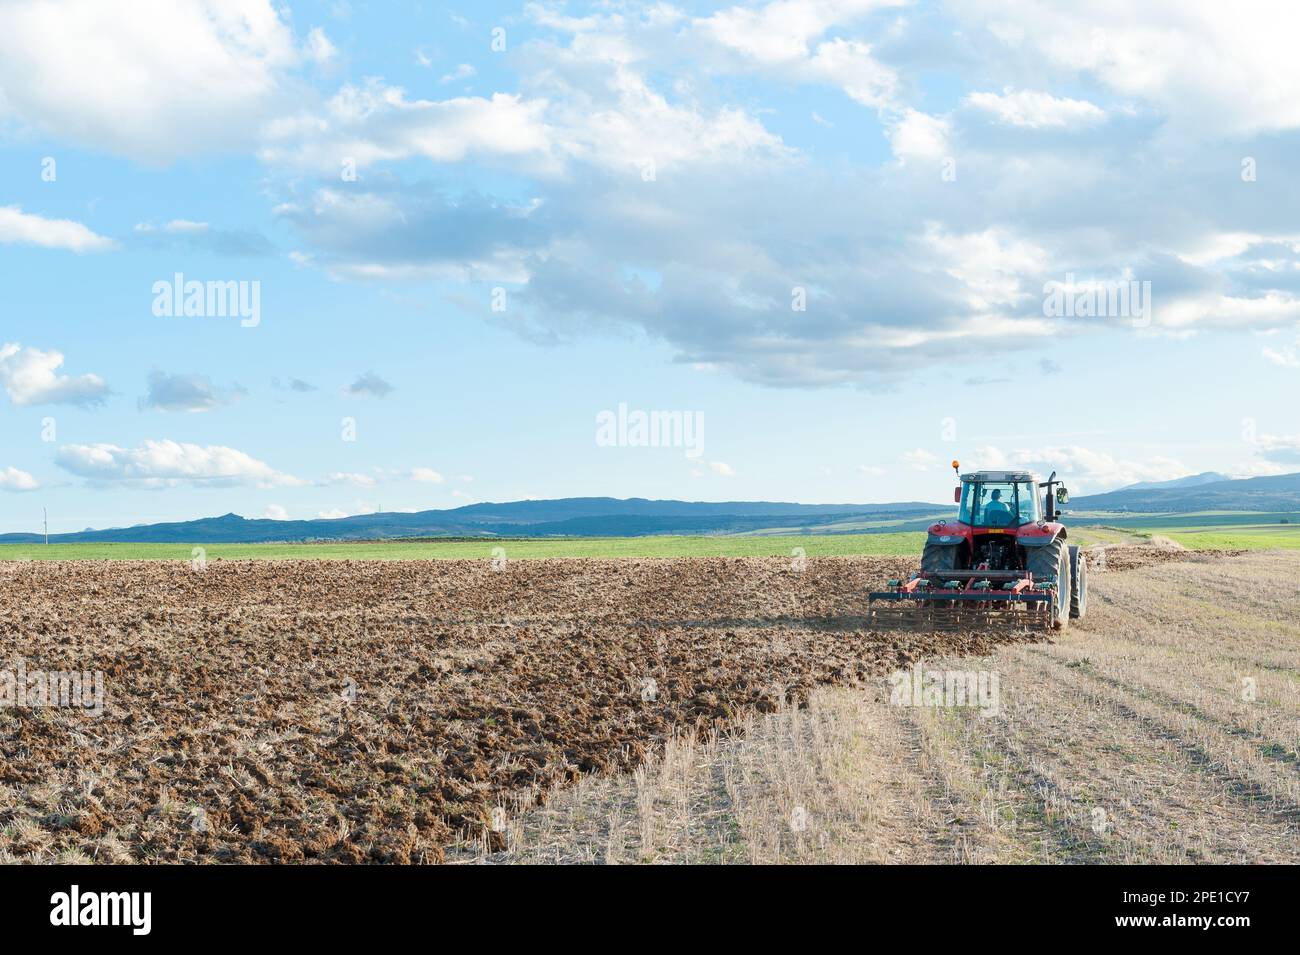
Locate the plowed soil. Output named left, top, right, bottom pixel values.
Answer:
left=0, top=552, right=1186, bottom=864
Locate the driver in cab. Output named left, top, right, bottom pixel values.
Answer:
left=984, top=489, right=1013, bottom=526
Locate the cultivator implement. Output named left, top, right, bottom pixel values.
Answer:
left=868, top=569, right=1058, bottom=632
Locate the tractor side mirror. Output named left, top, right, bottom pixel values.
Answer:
left=953, top=486, right=961, bottom=503
left=1056, top=487, right=1070, bottom=505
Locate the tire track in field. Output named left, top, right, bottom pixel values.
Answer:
left=1019, top=648, right=1300, bottom=837
left=1036, top=650, right=1300, bottom=771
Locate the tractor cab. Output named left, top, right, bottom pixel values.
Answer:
left=958, top=471, right=1040, bottom=528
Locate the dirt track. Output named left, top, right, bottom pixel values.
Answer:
left=0, top=547, right=1254, bottom=863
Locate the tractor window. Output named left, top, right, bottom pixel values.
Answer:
left=1017, top=488, right=1039, bottom=524
left=960, top=481, right=1038, bottom=527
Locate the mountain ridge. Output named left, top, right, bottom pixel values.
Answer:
left=5, top=474, right=1299, bottom=543
left=0, top=497, right=946, bottom=544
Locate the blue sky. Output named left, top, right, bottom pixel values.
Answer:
left=1, top=0, right=1298, bottom=533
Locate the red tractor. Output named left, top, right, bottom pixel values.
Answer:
left=869, top=461, right=1087, bottom=630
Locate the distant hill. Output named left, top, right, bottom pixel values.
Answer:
left=7, top=474, right=1299, bottom=544
left=1119, top=471, right=1231, bottom=491
left=1072, top=472, right=1300, bottom=512
left=0, top=497, right=947, bottom=544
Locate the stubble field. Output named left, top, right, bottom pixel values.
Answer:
left=1, top=545, right=1294, bottom=865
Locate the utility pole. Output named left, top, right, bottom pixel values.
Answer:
left=43, top=506, right=49, bottom=545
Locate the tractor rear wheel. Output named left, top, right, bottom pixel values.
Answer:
left=1026, top=537, right=1071, bottom=629
left=1068, top=545, right=1088, bottom=619
left=921, top=541, right=959, bottom=576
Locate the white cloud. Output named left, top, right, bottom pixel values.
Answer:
left=410, top=468, right=445, bottom=484
left=1157, top=292, right=1300, bottom=332
left=804, top=37, right=897, bottom=109
left=1234, top=458, right=1289, bottom=477
left=1262, top=344, right=1300, bottom=367
left=924, top=225, right=1051, bottom=312
left=857, top=465, right=886, bottom=476
left=974, top=444, right=1189, bottom=494
left=962, top=0, right=1300, bottom=136
left=550, top=68, right=790, bottom=173
left=886, top=109, right=950, bottom=162
left=0, top=0, right=328, bottom=162
left=56, top=439, right=302, bottom=488
left=306, top=26, right=336, bottom=63
left=0, top=343, right=110, bottom=407
left=255, top=0, right=1300, bottom=390
left=260, top=83, right=552, bottom=172
left=0, top=467, right=39, bottom=492
left=317, top=508, right=349, bottom=519
left=965, top=88, right=1105, bottom=128
left=708, top=461, right=736, bottom=477
left=440, top=63, right=476, bottom=84
left=0, top=206, right=115, bottom=252
left=692, top=0, right=902, bottom=67
left=262, top=504, right=290, bottom=520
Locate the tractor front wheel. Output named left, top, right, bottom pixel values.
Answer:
left=1026, top=538, right=1071, bottom=630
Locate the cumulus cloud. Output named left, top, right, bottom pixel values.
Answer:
left=965, top=88, right=1106, bottom=128
left=958, top=0, right=1300, bottom=136
left=56, top=439, right=302, bottom=488
left=971, top=444, right=1190, bottom=494
left=260, top=83, right=553, bottom=173
left=342, top=371, right=395, bottom=398
left=691, top=0, right=902, bottom=106
left=249, top=0, right=1300, bottom=390
left=410, top=468, right=444, bottom=483
left=0, top=206, right=115, bottom=252
left=0, top=343, right=110, bottom=407
left=887, top=109, right=951, bottom=162
left=262, top=504, right=290, bottom=520
left=275, top=186, right=544, bottom=282
left=0, top=467, right=39, bottom=492
left=0, top=0, right=332, bottom=163
left=139, top=371, right=245, bottom=412
left=305, top=26, right=335, bottom=63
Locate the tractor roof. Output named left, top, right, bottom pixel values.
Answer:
left=961, top=470, right=1036, bottom=482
